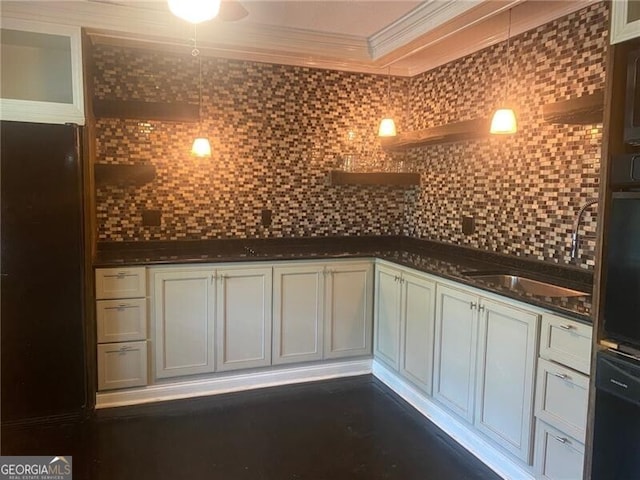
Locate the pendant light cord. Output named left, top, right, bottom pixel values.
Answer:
left=192, top=25, right=202, bottom=136
left=504, top=8, right=512, bottom=103
left=387, top=66, right=392, bottom=112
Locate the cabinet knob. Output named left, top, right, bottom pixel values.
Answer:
left=470, top=302, right=477, bottom=310
left=478, top=304, right=485, bottom=312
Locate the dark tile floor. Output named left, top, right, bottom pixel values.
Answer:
left=2, top=375, right=501, bottom=480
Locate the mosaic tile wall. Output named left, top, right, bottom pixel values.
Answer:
left=404, top=2, right=607, bottom=269
left=94, top=47, right=409, bottom=241
left=94, top=2, right=607, bottom=270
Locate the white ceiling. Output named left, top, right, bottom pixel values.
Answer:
left=232, top=1, right=423, bottom=37
left=1, top=1, right=596, bottom=76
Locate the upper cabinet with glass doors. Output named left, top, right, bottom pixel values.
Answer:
left=611, top=0, right=640, bottom=44
left=0, top=19, right=84, bottom=125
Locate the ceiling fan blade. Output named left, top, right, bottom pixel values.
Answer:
left=218, top=0, right=249, bottom=22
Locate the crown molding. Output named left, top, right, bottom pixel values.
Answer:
left=397, top=0, right=600, bottom=76
left=1, top=1, right=601, bottom=78
left=368, top=0, right=486, bottom=60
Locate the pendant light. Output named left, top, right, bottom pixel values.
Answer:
left=168, top=0, right=221, bottom=24
left=191, top=26, right=211, bottom=157
left=378, top=66, right=397, bottom=137
left=490, top=8, right=517, bottom=135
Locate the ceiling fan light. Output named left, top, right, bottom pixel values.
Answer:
left=168, top=0, right=221, bottom=24
left=490, top=108, right=517, bottom=135
left=192, top=137, right=212, bottom=157
left=378, top=118, right=397, bottom=137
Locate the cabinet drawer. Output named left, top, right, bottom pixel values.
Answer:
left=96, top=267, right=146, bottom=300
left=97, top=299, right=147, bottom=343
left=535, top=358, right=589, bottom=442
left=534, top=419, right=584, bottom=480
left=540, top=314, right=592, bottom=375
left=97, top=341, right=148, bottom=391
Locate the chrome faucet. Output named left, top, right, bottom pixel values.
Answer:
left=570, top=198, right=598, bottom=260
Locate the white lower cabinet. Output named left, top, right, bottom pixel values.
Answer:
left=216, top=267, right=272, bottom=371
left=324, top=261, right=373, bottom=359
left=433, top=284, right=479, bottom=423
left=432, top=282, right=540, bottom=463
left=475, top=298, right=539, bottom=462
left=152, top=268, right=216, bottom=378
left=97, top=341, right=148, bottom=390
left=533, top=315, right=591, bottom=479
left=374, top=262, right=436, bottom=394
left=534, top=420, right=585, bottom=480
left=272, top=265, right=325, bottom=365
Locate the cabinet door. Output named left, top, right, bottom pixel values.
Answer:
left=611, top=0, right=640, bottom=44
left=153, top=269, right=215, bottom=379
left=433, top=284, right=479, bottom=423
left=534, top=419, right=585, bottom=480
left=475, top=298, right=539, bottom=462
left=216, top=267, right=272, bottom=371
left=97, top=341, right=148, bottom=391
left=0, top=19, right=85, bottom=124
left=325, top=261, right=373, bottom=359
left=540, top=314, right=592, bottom=375
left=373, top=264, right=402, bottom=368
left=273, top=265, right=324, bottom=365
left=400, top=271, right=436, bottom=394
left=535, top=358, right=589, bottom=443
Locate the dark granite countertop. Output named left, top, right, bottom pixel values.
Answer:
left=95, top=236, right=593, bottom=323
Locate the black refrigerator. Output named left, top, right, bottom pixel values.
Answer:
left=1, top=121, right=87, bottom=424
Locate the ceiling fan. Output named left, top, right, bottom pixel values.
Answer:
left=168, top=0, right=249, bottom=23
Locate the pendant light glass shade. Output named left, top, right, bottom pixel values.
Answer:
left=168, top=0, right=221, bottom=24
left=191, top=137, right=212, bottom=157
left=378, top=118, right=397, bottom=137
left=490, top=9, right=517, bottom=135
left=490, top=108, right=517, bottom=134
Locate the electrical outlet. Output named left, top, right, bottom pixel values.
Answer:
left=261, top=209, right=272, bottom=227
left=142, top=209, right=161, bottom=227
left=462, top=216, right=475, bottom=235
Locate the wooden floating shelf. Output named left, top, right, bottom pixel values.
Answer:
left=380, top=117, right=491, bottom=150
left=328, top=170, right=420, bottom=186
left=542, top=89, right=604, bottom=124
left=95, top=163, right=156, bottom=187
left=93, top=99, right=199, bottom=122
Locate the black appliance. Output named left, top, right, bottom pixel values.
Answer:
left=1, top=121, right=87, bottom=423
left=602, top=191, right=640, bottom=352
left=592, top=350, right=640, bottom=479
left=625, top=47, right=640, bottom=145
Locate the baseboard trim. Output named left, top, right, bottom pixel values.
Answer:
left=372, top=360, right=535, bottom=480
left=96, top=359, right=372, bottom=409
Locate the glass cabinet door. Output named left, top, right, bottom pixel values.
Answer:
left=611, top=0, right=640, bottom=44
left=0, top=19, right=84, bottom=125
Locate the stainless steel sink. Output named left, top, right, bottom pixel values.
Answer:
left=468, top=274, right=590, bottom=298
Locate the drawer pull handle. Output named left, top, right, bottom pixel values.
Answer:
left=119, top=346, right=134, bottom=353
left=116, top=272, right=127, bottom=279
left=559, top=324, right=574, bottom=330
left=553, top=372, right=569, bottom=380
left=610, top=378, right=629, bottom=389
left=553, top=435, right=569, bottom=444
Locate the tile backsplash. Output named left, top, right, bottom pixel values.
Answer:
left=94, top=50, right=409, bottom=241
left=93, top=2, right=607, bottom=269
left=404, top=1, right=607, bottom=268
